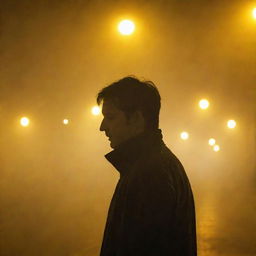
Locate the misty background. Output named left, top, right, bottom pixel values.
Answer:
left=1, top=0, right=256, bottom=255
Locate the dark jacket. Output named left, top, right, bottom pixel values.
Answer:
left=100, top=129, right=197, bottom=256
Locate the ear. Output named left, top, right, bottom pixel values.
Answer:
left=128, top=111, right=145, bottom=132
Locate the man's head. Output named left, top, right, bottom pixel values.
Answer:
left=97, top=76, right=161, bottom=149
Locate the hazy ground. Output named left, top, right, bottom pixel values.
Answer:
left=196, top=185, right=256, bottom=256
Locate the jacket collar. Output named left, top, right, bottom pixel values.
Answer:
left=105, top=129, right=163, bottom=176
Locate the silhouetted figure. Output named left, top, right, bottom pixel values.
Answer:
left=97, top=76, right=197, bottom=256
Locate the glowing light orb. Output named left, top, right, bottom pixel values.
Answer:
left=20, top=117, right=30, bottom=127
left=213, top=145, right=220, bottom=152
left=199, top=99, right=210, bottom=110
left=63, top=119, right=69, bottom=125
left=208, top=138, right=216, bottom=146
left=227, top=120, right=236, bottom=129
left=252, top=8, right=256, bottom=19
left=91, top=106, right=101, bottom=116
left=180, top=131, right=189, bottom=140
left=118, top=20, right=135, bottom=35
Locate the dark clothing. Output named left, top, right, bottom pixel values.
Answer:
left=100, top=129, right=197, bottom=256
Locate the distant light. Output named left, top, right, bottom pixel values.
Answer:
left=227, top=120, right=236, bottom=129
left=63, top=119, right=69, bottom=125
left=91, top=106, right=101, bottom=116
left=213, top=145, right=220, bottom=152
left=20, top=117, right=30, bottom=127
left=252, top=8, right=256, bottom=19
left=180, top=131, right=189, bottom=140
left=118, top=20, right=135, bottom=35
left=208, top=138, right=216, bottom=146
left=199, top=99, right=210, bottom=110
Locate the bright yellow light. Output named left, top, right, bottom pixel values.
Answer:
left=63, top=119, right=69, bottom=125
left=91, top=106, right=101, bottom=116
left=199, top=99, right=210, bottom=110
left=208, top=138, right=216, bottom=146
left=118, top=19, right=135, bottom=35
left=180, top=131, right=189, bottom=140
left=213, top=145, right=220, bottom=152
left=252, top=8, right=256, bottom=19
left=20, top=117, right=30, bottom=127
left=227, top=119, right=236, bottom=129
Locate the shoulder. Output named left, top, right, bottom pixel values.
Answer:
left=136, top=143, right=191, bottom=189
left=139, top=143, right=184, bottom=174
left=128, top=144, right=176, bottom=187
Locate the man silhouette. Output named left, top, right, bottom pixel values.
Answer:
left=97, top=76, right=197, bottom=256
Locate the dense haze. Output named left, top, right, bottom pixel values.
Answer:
left=1, top=0, right=256, bottom=255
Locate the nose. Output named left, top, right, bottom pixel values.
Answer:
left=100, top=118, right=105, bottom=132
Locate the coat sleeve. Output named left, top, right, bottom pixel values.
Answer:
left=116, top=166, right=177, bottom=256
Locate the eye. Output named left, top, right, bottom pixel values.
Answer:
left=104, top=114, right=115, bottom=120
left=107, top=115, right=115, bottom=120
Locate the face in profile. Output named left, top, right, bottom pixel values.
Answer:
left=100, top=100, right=139, bottom=149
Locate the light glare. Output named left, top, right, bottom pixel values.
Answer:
left=63, top=119, right=69, bottom=125
left=180, top=131, right=189, bottom=140
left=118, top=20, right=135, bottom=35
left=213, top=145, right=220, bottom=152
left=199, top=99, right=210, bottom=110
left=227, top=120, right=236, bottom=129
left=208, top=138, right=216, bottom=146
left=252, top=8, right=256, bottom=19
left=20, top=117, right=30, bottom=127
left=92, top=106, right=101, bottom=116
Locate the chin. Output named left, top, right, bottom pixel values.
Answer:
left=110, top=140, right=121, bottom=149
left=110, top=141, right=115, bottom=149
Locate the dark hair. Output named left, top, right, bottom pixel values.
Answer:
left=97, top=76, right=161, bottom=130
